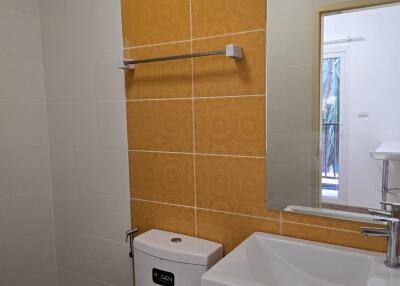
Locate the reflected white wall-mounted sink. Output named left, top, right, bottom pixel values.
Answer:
left=201, top=233, right=400, bottom=286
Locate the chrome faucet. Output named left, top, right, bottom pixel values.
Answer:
left=361, top=217, right=400, bottom=268
left=368, top=202, right=400, bottom=219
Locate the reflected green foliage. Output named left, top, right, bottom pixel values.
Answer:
left=321, top=57, right=340, bottom=176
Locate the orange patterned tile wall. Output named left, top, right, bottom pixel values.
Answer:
left=121, top=0, right=385, bottom=254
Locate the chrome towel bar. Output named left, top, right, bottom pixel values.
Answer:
left=120, top=44, right=243, bottom=70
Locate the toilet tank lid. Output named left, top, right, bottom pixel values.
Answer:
left=133, top=229, right=223, bottom=266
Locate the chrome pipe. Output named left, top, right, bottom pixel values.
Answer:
left=124, top=50, right=226, bottom=65
left=120, top=44, right=243, bottom=70
left=382, top=160, right=389, bottom=210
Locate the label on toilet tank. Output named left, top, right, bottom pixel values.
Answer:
left=152, top=268, right=174, bottom=286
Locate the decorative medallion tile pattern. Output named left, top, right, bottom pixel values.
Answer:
left=191, top=0, right=266, bottom=38
left=131, top=200, right=195, bottom=236
left=124, top=42, right=192, bottom=100
left=195, top=155, right=279, bottom=219
left=129, top=151, right=195, bottom=206
left=197, top=209, right=280, bottom=254
left=126, top=100, right=193, bottom=152
left=121, top=0, right=386, bottom=254
left=195, top=96, right=266, bottom=156
left=121, top=0, right=191, bottom=47
left=282, top=222, right=386, bottom=253
left=193, top=31, right=266, bottom=98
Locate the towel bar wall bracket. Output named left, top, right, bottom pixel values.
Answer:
left=119, top=44, right=243, bottom=70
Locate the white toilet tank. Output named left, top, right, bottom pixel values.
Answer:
left=134, top=229, right=223, bottom=286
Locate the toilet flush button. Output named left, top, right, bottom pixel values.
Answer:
left=171, top=237, right=182, bottom=243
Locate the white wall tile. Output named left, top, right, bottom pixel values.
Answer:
left=53, top=189, right=82, bottom=232
left=79, top=193, right=131, bottom=242
left=0, top=231, right=57, bottom=285
left=76, top=148, right=129, bottom=197
left=23, top=103, right=50, bottom=146
left=93, top=51, right=125, bottom=101
left=1, top=190, right=54, bottom=237
left=0, top=5, right=42, bottom=58
left=0, top=147, right=51, bottom=197
left=40, top=0, right=124, bottom=103
left=0, top=1, right=56, bottom=285
left=40, top=0, right=130, bottom=285
left=59, top=269, right=115, bottom=286
left=0, top=150, right=20, bottom=198
left=48, top=102, right=128, bottom=148
left=0, top=54, right=46, bottom=103
left=64, top=0, right=123, bottom=56
left=0, top=199, right=6, bottom=240
left=81, top=235, right=132, bottom=286
left=16, top=147, right=51, bottom=193
left=64, top=55, right=97, bottom=102
left=51, top=147, right=78, bottom=189
left=90, top=0, right=124, bottom=52
left=0, top=103, right=49, bottom=148
left=75, top=103, right=99, bottom=147
left=55, top=228, right=83, bottom=273
left=39, top=0, right=71, bottom=102
left=47, top=103, right=78, bottom=147
left=95, top=102, right=127, bottom=149
left=61, top=0, right=124, bottom=102
left=18, top=268, right=59, bottom=286
left=0, top=0, right=39, bottom=15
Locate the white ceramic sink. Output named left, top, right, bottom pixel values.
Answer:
left=202, top=233, right=400, bottom=286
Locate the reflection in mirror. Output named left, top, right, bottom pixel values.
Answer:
left=266, top=0, right=400, bottom=220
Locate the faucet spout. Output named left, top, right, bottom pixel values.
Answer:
left=368, top=208, right=391, bottom=217
left=360, top=227, right=389, bottom=237
left=361, top=217, right=400, bottom=268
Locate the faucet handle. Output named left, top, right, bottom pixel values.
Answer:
left=368, top=202, right=400, bottom=217
left=380, top=202, right=400, bottom=219
left=381, top=202, right=400, bottom=212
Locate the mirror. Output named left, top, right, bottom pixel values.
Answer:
left=266, top=0, right=400, bottom=221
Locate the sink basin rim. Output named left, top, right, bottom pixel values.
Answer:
left=202, top=232, right=399, bottom=286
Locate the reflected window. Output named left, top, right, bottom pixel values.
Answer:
left=321, top=56, right=341, bottom=201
